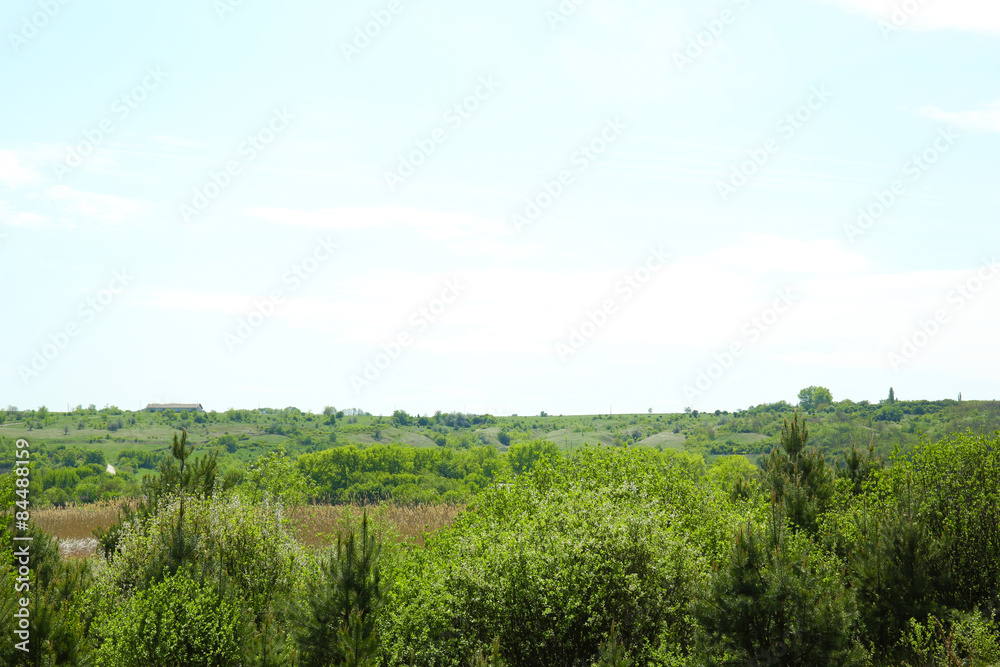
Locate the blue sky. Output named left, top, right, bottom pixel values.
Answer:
left=2, top=0, right=998, bottom=416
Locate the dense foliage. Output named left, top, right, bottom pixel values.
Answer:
left=5, top=396, right=1000, bottom=508
left=4, top=398, right=1000, bottom=665
left=297, top=443, right=507, bottom=503
left=381, top=447, right=731, bottom=666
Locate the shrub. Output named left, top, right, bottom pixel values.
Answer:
left=506, top=439, right=559, bottom=475
left=382, top=448, right=732, bottom=666
left=94, top=573, right=247, bottom=667
left=899, top=609, right=1000, bottom=666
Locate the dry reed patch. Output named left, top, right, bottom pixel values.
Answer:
left=28, top=500, right=464, bottom=557
left=32, top=500, right=136, bottom=540
left=288, top=502, right=464, bottom=548
left=32, top=500, right=138, bottom=559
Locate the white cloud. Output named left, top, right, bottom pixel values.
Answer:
left=134, top=290, right=255, bottom=315
left=702, top=234, right=869, bottom=274
left=249, top=204, right=497, bottom=238
left=248, top=203, right=536, bottom=259
left=130, top=234, right=997, bottom=363
left=0, top=150, right=43, bottom=188
left=919, top=102, right=1000, bottom=133
left=45, top=186, right=152, bottom=226
left=818, top=0, right=1000, bottom=33
left=0, top=201, right=48, bottom=227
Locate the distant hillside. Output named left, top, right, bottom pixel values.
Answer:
left=3, top=397, right=999, bottom=506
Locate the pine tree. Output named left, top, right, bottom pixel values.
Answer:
left=95, top=429, right=236, bottom=561
left=593, top=622, right=632, bottom=667
left=299, top=512, right=383, bottom=667
left=837, top=440, right=884, bottom=496
left=470, top=638, right=506, bottom=667
left=780, top=411, right=808, bottom=459
left=762, top=412, right=834, bottom=534
left=695, top=504, right=865, bottom=666
left=888, top=387, right=896, bottom=404
left=849, top=480, right=942, bottom=657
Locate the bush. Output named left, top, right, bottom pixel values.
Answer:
left=88, top=491, right=308, bottom=650
left=899, top=609, right=1000, bottom=666
left=906, top=431, right=1000, bottom=611
left=506, top=439, right=559, bottom=475
left=382, top=448, right=733, bottom=666
left=94, top=573, right=247, bottom=667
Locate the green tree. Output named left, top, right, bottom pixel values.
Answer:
left=908, top=431, right=1000, bottom=611
left=238, top=445, right=316, bottom=507
left=299, top=513, right=384, bottom=667
left=506, top=439, right=559, bottom=475
left=797, top=386, right=833, bottom=412
left=875, top=404, right=903, bottom=422
left=695, top=505, right=865, bottom=666
left=763, top=412, right=834, bottom=534
left=382, top=448, right=714, bottom=666
left=835, top=440, right=884, bottom=496
left=95, top=430, right=236, bottom=561
left=1, top=523, right=93, bottom=667
left=846, top=481, right=942, bottom=658
left=707, top=455, right=759, bottom=504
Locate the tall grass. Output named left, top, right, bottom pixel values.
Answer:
left=288, top=502, right=464, bottom=547
left=30, top=500, right=464, bottom=557
left=32, top=500, right=138, bottom=558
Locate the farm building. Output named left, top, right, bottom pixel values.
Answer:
left=145, top=403, right=204, bottom=413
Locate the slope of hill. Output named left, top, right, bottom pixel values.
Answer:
left=3, top=397, right=999, bottom=506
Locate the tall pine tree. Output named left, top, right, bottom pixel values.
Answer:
left=695, top=503, right=865, bottom=666
left=762, top=412, right=834, bottom=534
left=300, top=512, right=384, bottom=667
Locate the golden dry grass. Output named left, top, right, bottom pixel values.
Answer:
left=32, top=500, right=138, bottom=559
left=32, top=500, right=465, bottom=557
left=288, top=502, right=465, bottom=548
left=33, top=500, right=137, bottom=540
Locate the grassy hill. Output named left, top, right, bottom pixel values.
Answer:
left=4, top=397, right=1000, bottom=506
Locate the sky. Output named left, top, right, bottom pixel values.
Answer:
left=1, top=0, right=998, bottom=416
